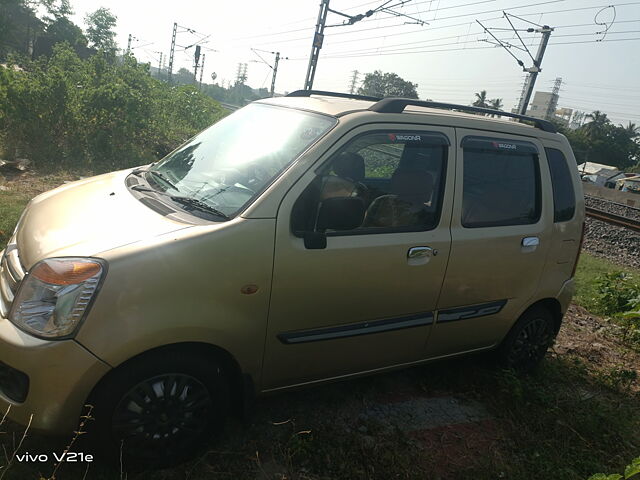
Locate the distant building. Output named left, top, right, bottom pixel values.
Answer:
left=526, top=91, right=559, bottom=120
left=554, top=107, right=573, bottom=126
left=578, top=162, right=626, bottom=188
left=616, top=175, right=640, bottom=193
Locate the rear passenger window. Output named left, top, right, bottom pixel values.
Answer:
left=462, top=137, right=541, bottom=228
left=545, top=148, right=576, bottom=222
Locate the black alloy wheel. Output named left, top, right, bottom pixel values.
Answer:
left=87, top=351, right=229, bottom=467
left=112, top=373, right=215, bottom=459
left=500, top=306, right=555, bottom=372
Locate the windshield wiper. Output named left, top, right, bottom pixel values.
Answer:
left=169, top=196, right=230, bottom=220
left=130, top=185, right=230, bottom=220
left=147, top=170, right=178, bottom=191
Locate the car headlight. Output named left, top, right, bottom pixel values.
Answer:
left=10, top=258, right=106, bottom=339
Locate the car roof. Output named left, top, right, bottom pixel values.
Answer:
left=256, top=94, right=559, bottom=139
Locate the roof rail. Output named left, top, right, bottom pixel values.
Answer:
left=287, top=89, right=382, bottom=102
left=369, top=98, right=557, bottom=133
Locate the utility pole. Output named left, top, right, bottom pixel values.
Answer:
left=235, top=63, right=248, bottom=85
left=168, top=22, right=177, bottom=83
left=251, top=48, right=288, bottom=97
left=304, top=0, right=330, bottom=90
left=193, top=45, right=202, bottom=84
left=545, top=77, right=562, bottom=120
left=516, top=25, right=553, bottom=115
left=303, top=1, right=424, bottom=90
left=158, top=52, right=163, bottom=74
left=199, top=53, right=206, bottom=89
left=126, top=34, right=133, bottom=54
left=270, top=52, right=280, bottom=97
left=348, top=70, right=360, bottom=94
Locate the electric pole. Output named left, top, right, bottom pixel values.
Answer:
left=199, top=53, right=206, bottom=89
left=271, top=52, right=281, bottom=97
left=303, top=1, right=424, bottom=90
left=545, top=77, right=562, bottom=120
left=516, top=25, right=553, bottom=115
left=251, top=48, right=288, bottom=97
left=304, top=0, right=330, bottom=90
left=235, top=63, right=248, bottom=85
left=126, top=34, right=133, bottom=54
left=477, top=14, right=554, bottom=116
left=158, top=52, right=163, bottom=74
left=168, top=22, right=177, bottom=83
left=348, top=70, right=360, bottom=94
left=193, top=45, right=201, bottom=84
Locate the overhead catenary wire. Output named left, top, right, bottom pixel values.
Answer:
left=285, top=29, right=640, bottom=59
left=228, top=0, right=640, bottom=51
left=294, top=36, right=640, bottom=60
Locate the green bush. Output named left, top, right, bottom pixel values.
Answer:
left=588, top=457, right=640, bottom=480
left=594, top=272, right=640, bottom=316
left=0, top=43, right=226, bottom=172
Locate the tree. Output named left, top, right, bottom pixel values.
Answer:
left=84, top=7, right=117, bottom=52
left=623, top=121, right=639, bottom=139
left=357, top=70, right=418, bottom=98
left=486, top=98, right=503, bottom=117
left=0, top=0, right=45, bottom=60
left=489, top=98, right=503, bottom=110
left=563, top=110, right=637, bottom=170
left=583, top=110, right=610, bottom=139
left=35, top=16, right=88, bottom=57
left=40, top=0, right=72, bottom=23
left=472, top=90, right=488, bottom=108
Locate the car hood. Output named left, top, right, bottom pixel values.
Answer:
left=15, top=169, right=191, bottom=269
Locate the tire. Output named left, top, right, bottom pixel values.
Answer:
left=498, top=305, right=556, bottom=372
left=87, top=350, right=230, bottom=467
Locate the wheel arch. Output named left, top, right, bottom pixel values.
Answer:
left=86, top=342, right=254, bottom=416
left=527, top=297, right=564, bottom=334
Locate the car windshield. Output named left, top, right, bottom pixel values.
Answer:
left=147, top=103, right=336, bottom=218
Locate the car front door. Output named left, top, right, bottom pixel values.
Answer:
left=427, top=129, right=553, bottom=358
left=261, top=125, right=455, bottom=390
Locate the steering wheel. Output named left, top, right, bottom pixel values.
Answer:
left=352, top=181, right=370, bottom=203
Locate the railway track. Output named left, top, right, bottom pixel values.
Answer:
left=585, top=206, right=640, bottom=233
left=584, top=194, right=640, bottom=212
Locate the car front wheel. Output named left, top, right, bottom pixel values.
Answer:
left=88, top=350, right=230, bottom=466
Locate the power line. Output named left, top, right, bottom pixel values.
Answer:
left=245, top=0, right=640, bottom=50
left=304, top=0, right=428, bottom=90
left=300, top=35, right=640, bottom=60
left=289, top=28, right=639, bottom=59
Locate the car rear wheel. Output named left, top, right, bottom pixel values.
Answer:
left=499, top=305, right=555, bottom=372
left=88, top=351, right=229, bottom=466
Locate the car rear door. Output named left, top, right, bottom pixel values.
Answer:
left=426, top=129, right=553, bottom=358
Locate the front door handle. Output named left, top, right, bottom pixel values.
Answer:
left=408, top=246, right=438, bottom=258
left=521, top=236, right=540, bottom=247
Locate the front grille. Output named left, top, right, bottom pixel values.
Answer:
left=0, top=245, right=25, bottom=318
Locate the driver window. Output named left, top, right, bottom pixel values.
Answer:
left=292, top=131, right=449, bottom=235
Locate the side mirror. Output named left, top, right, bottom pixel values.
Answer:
left=317, top=196, right=366, bottom=231
left=303, top=197, right=365, bottom=249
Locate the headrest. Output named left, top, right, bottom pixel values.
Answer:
left=333, top=152, right=365, bottom=182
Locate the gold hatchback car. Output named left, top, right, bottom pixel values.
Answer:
left=0, top=91, right=584, bottom=462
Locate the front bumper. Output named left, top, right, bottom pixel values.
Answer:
left=0, top=317, right=110, bottom=434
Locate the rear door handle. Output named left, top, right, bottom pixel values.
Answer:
left=521, top=237, right=539, bottom=247
left=408, top=246, right=438, bottom=258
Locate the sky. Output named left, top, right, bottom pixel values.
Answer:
left=70, top=0, right=640, bottom=126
